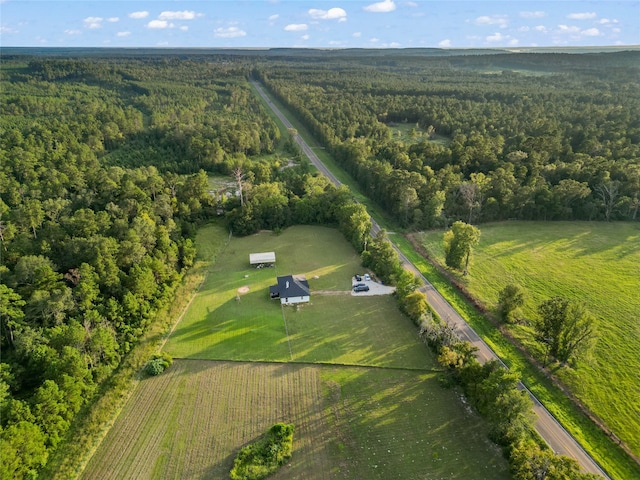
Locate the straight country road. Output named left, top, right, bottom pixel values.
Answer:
left=251, top=79, right=609, bottom=478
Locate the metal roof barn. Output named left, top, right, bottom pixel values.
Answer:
left=249, top=252, right=276, bottom=265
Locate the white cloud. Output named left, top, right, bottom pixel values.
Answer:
left=180, top=26, right=189, bottom=31
left=84, top=17, right=103, bottom=29
left=364, top=0, right=396, bottom=13
left=214, top=27, right=246, bottom=38
left=388, top=42, right=401, bottom=47
left=308, top=7, right=347, bottom=21
left=534, top=25, right=548, bottom=33
left=284, top=24, right=308, bottom=31
left=147, top=20, right=170, bottom=29
left=107, top=17, right=119, bottom=23
left=65, top=29, right=82, bottom=35
left=302, top=34, right=310, bottom=40
left=474, top=15, right=508, bottom=28
left=520, top=11, right=546, bottom=19
left=581, top=28, right=601, bottom=36
left=486, top=32, right=505, bottom=42
left=159, top=11, right=197, bottom=21
left=129, top=11, right=149, bottom=19
left=558, top=24, right=580, bottom=34
left=117, top=31, right=131, bottom=37
left=519, top=26, right=530, bottom=32
left=567, top=12, right=597, bottom=20
left=369, top=37, right=379, bottom=43
left=599, top=18, right=619, bottom=25
left=269, top=14, right=279, bottom=21
left=439, top=39, right=452, bottom=47
left=404, top=1, right=418, bottom=7
left=0, top=26, right=19, bottom=35
left=612, top=27, right=621, bottom=34
left=353, top=32, right=362, bottom=37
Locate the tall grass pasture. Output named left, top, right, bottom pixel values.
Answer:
left=416, top=221, right=640, bottom=457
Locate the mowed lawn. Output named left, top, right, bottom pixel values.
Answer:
left=83, top=225, right=511, bottom=479
left=82, top=360, right=509, bottom=480
left=164, top=225, right=433, bottom=369
left=415, top=221, right=640, bottom=456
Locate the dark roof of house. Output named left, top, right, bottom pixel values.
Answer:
left=271, top=275, right=310, bottom=298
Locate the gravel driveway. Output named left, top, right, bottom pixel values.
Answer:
left=351, top=278, right=396, bottom=296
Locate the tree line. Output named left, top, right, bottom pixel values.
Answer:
left=420, top=318, right=599, bottom=479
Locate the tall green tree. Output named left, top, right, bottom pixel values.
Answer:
left=0, top=421, right=49, bottom=479
left=18, top=198, right=45, bottom=239
left=443, top=221, right=480, bottom=274
left=535, top=297, right=595, bottom=365
left=497, top=284, right=525, bottom=324
left=0, top=285, right=26, bottom=346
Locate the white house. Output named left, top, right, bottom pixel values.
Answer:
left=269, top=275, right=310, bottom=305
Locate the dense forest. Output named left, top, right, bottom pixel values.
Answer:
left=0, top=57, right=284, bottom=477
left=255, top=51, right=639, bottom=228
left=1, top=50, right=638, bottom=478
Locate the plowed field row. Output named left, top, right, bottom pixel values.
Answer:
left=83, top=360, right=510, bottom=479
left=82, top=360, right=331, bottom=480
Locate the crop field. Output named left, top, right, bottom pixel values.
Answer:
left=82, top=360, right=509, bottom=480
left=414, top=221, right=640, bottom=456
left=83, top=225, right=511, bottom=479
left=81, top=360, right=331, bottom=480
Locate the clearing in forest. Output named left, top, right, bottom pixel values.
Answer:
left=85, top=225, right=509, bottom=479
left=415, top=220, right=640, bottom=457
left=386, top=121, right=451, bottom=146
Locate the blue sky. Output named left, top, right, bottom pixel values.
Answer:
left=1, top=1, right=638, bottom=49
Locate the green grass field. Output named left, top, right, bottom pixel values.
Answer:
left=85, top=225, right=510, bottom=479
left=415, top=221, right=640, bottom=458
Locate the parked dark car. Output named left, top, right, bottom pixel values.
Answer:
left=353, top=284, right=370, bottom=292
left=354, top=283, right=366, bottom=288
left=354, top=274, right=362, bottom=281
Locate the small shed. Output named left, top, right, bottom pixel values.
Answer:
left=269, top=275, right=310, bottom=305
left=249, top=252, right=276, bottom=267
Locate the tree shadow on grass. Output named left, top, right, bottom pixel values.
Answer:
left=165, top=292, right=291, bottom=361
left=321, top=367, right=510, bottom=479
left=199, top=448, right=237, bottom=480
left=284, top=296, right=435, bottom=369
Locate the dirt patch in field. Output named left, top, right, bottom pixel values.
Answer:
left=237, top=286, right=250, bottom=294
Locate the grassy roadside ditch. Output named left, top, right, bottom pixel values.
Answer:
left=42, top=223, right=230, bottom=479
left=248, top=79, right=639, bottom=479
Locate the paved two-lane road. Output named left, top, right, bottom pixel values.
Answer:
left=252, top=79, right=608, bottom=478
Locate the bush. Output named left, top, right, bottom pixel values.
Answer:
left=144, top=352, right=172, bottom=376
left=230, top=423, right=294, bottom=480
